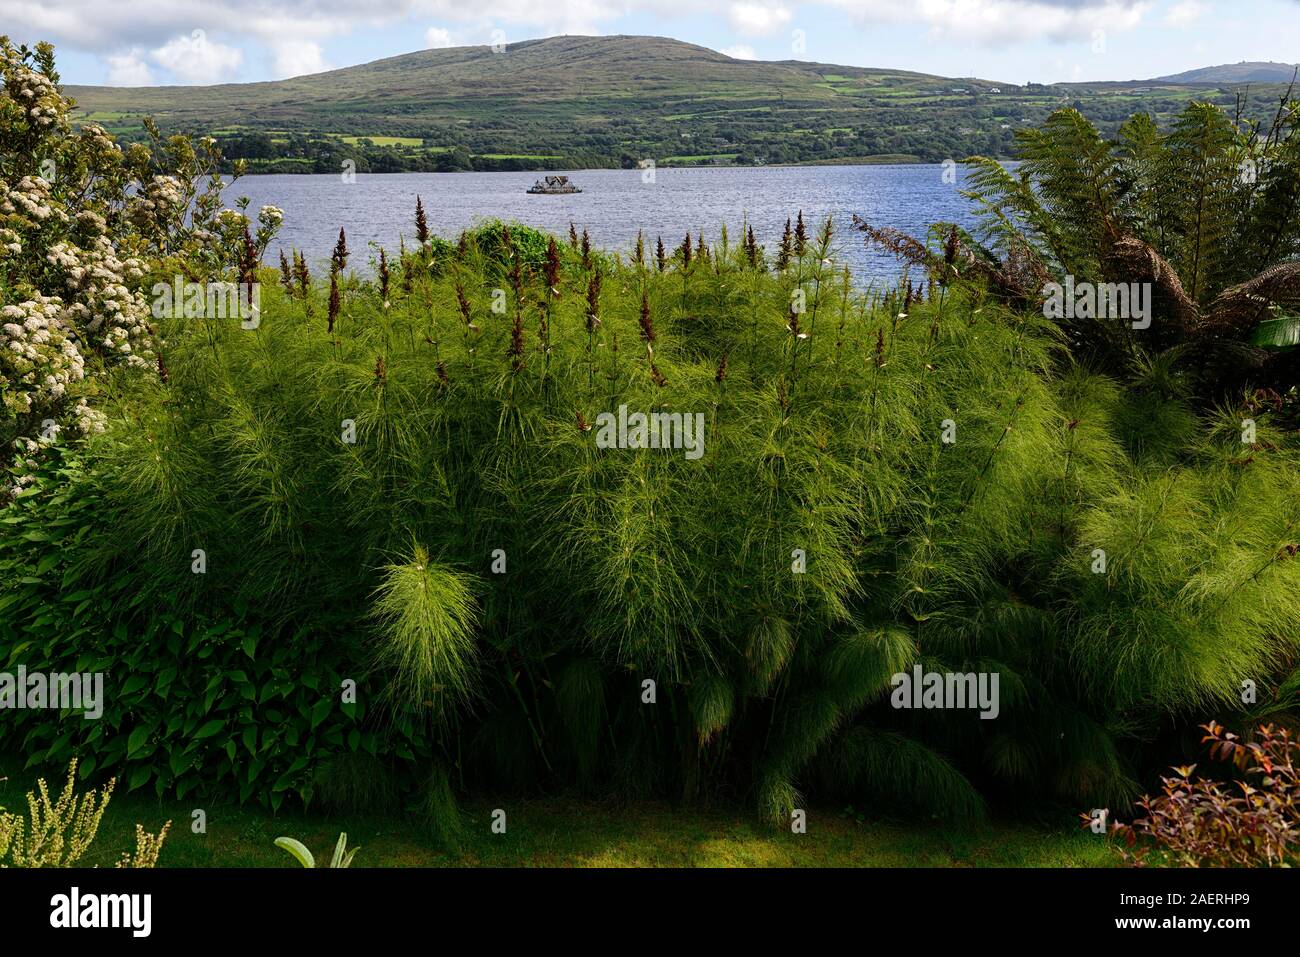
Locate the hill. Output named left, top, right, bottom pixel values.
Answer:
left=64, top=35, right=1294, bottom=172
left=1154, top=61, right=1299, bottom=84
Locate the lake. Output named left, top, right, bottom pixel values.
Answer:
left=230, top=164, right=982, bottom=286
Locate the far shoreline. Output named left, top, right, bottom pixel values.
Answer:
left=222, top=156, right=991, bottom=177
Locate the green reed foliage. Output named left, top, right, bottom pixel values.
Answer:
left=6, top=218, right=1299, bottom=827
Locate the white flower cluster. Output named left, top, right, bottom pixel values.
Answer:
left=79, top=122, right=118, bottom=153
left=0, top=295, right=85, bottom=416
left=71, top=397, right=107, bottom=435
left=48, top=236, right=153, bottom=369
left=1, top=50, right=62, bottom=129
left=125, top=175, right=185, bottom=233
left=0, top=175, right=64, bottom=225
left=75, top=209, right=108, bottom=237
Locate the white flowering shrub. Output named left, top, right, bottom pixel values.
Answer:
left=0, top=37, right=281, bottom=493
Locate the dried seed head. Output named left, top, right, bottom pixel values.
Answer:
left=332, top=226, right=349, bottom=273
left=508, top=311, right=525, bottom=372
left=586, top=271, right=602, bottom=332
left=415, top=195, right=429, bottom=245
left=943, top=224, right=960, bottom=268
left=454, top=283, right=472, bottom=325
left=638, top=291, right=655, bottom=344
left=239, top=225, right=258, bottom=288
left=294, top=250, right=310, bottom=297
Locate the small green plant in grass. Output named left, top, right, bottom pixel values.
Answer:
left=275, top=832, right=361, bottom=868
left=0, top=759, right=170, bottom=868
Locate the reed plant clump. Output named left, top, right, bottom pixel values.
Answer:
left=3, top=209, right=1298, bottom=830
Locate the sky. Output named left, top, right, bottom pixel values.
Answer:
left=2, top=0, right=1297, bottom=88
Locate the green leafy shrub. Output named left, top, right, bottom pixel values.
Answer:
left=0, top=448, right=429, bottom=810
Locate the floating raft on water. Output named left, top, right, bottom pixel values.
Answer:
left=527, top=175, right=582, bottom=194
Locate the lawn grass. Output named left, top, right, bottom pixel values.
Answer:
left=1, top=757, right=1114, bottom=868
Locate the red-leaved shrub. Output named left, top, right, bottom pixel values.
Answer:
left=1107, top=721, right=1300, bottom=867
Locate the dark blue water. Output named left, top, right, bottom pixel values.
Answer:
left=230, top=164, right=981, bottom=285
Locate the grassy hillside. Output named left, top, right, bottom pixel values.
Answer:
left=1154, top=61, right=1300, bottom=84
left=64, top=35, right=1291, bottom=172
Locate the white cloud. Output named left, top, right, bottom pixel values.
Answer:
left=0, top=0, right=1171, bottom=85
left=105, top=48, right=154, bottom=86
left=400, top=0, right=644, bottom=35
left=150, top=30, right=244, bottom=84
left=822, top=0, right=1151, bottom=45
left=721, top=44, right=758, bottom=58
left=729, top=2, right=793, bottom=36
left=1164, top=0, right=1206, bottom=26
left=269, top=39, right=331, bottom=78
